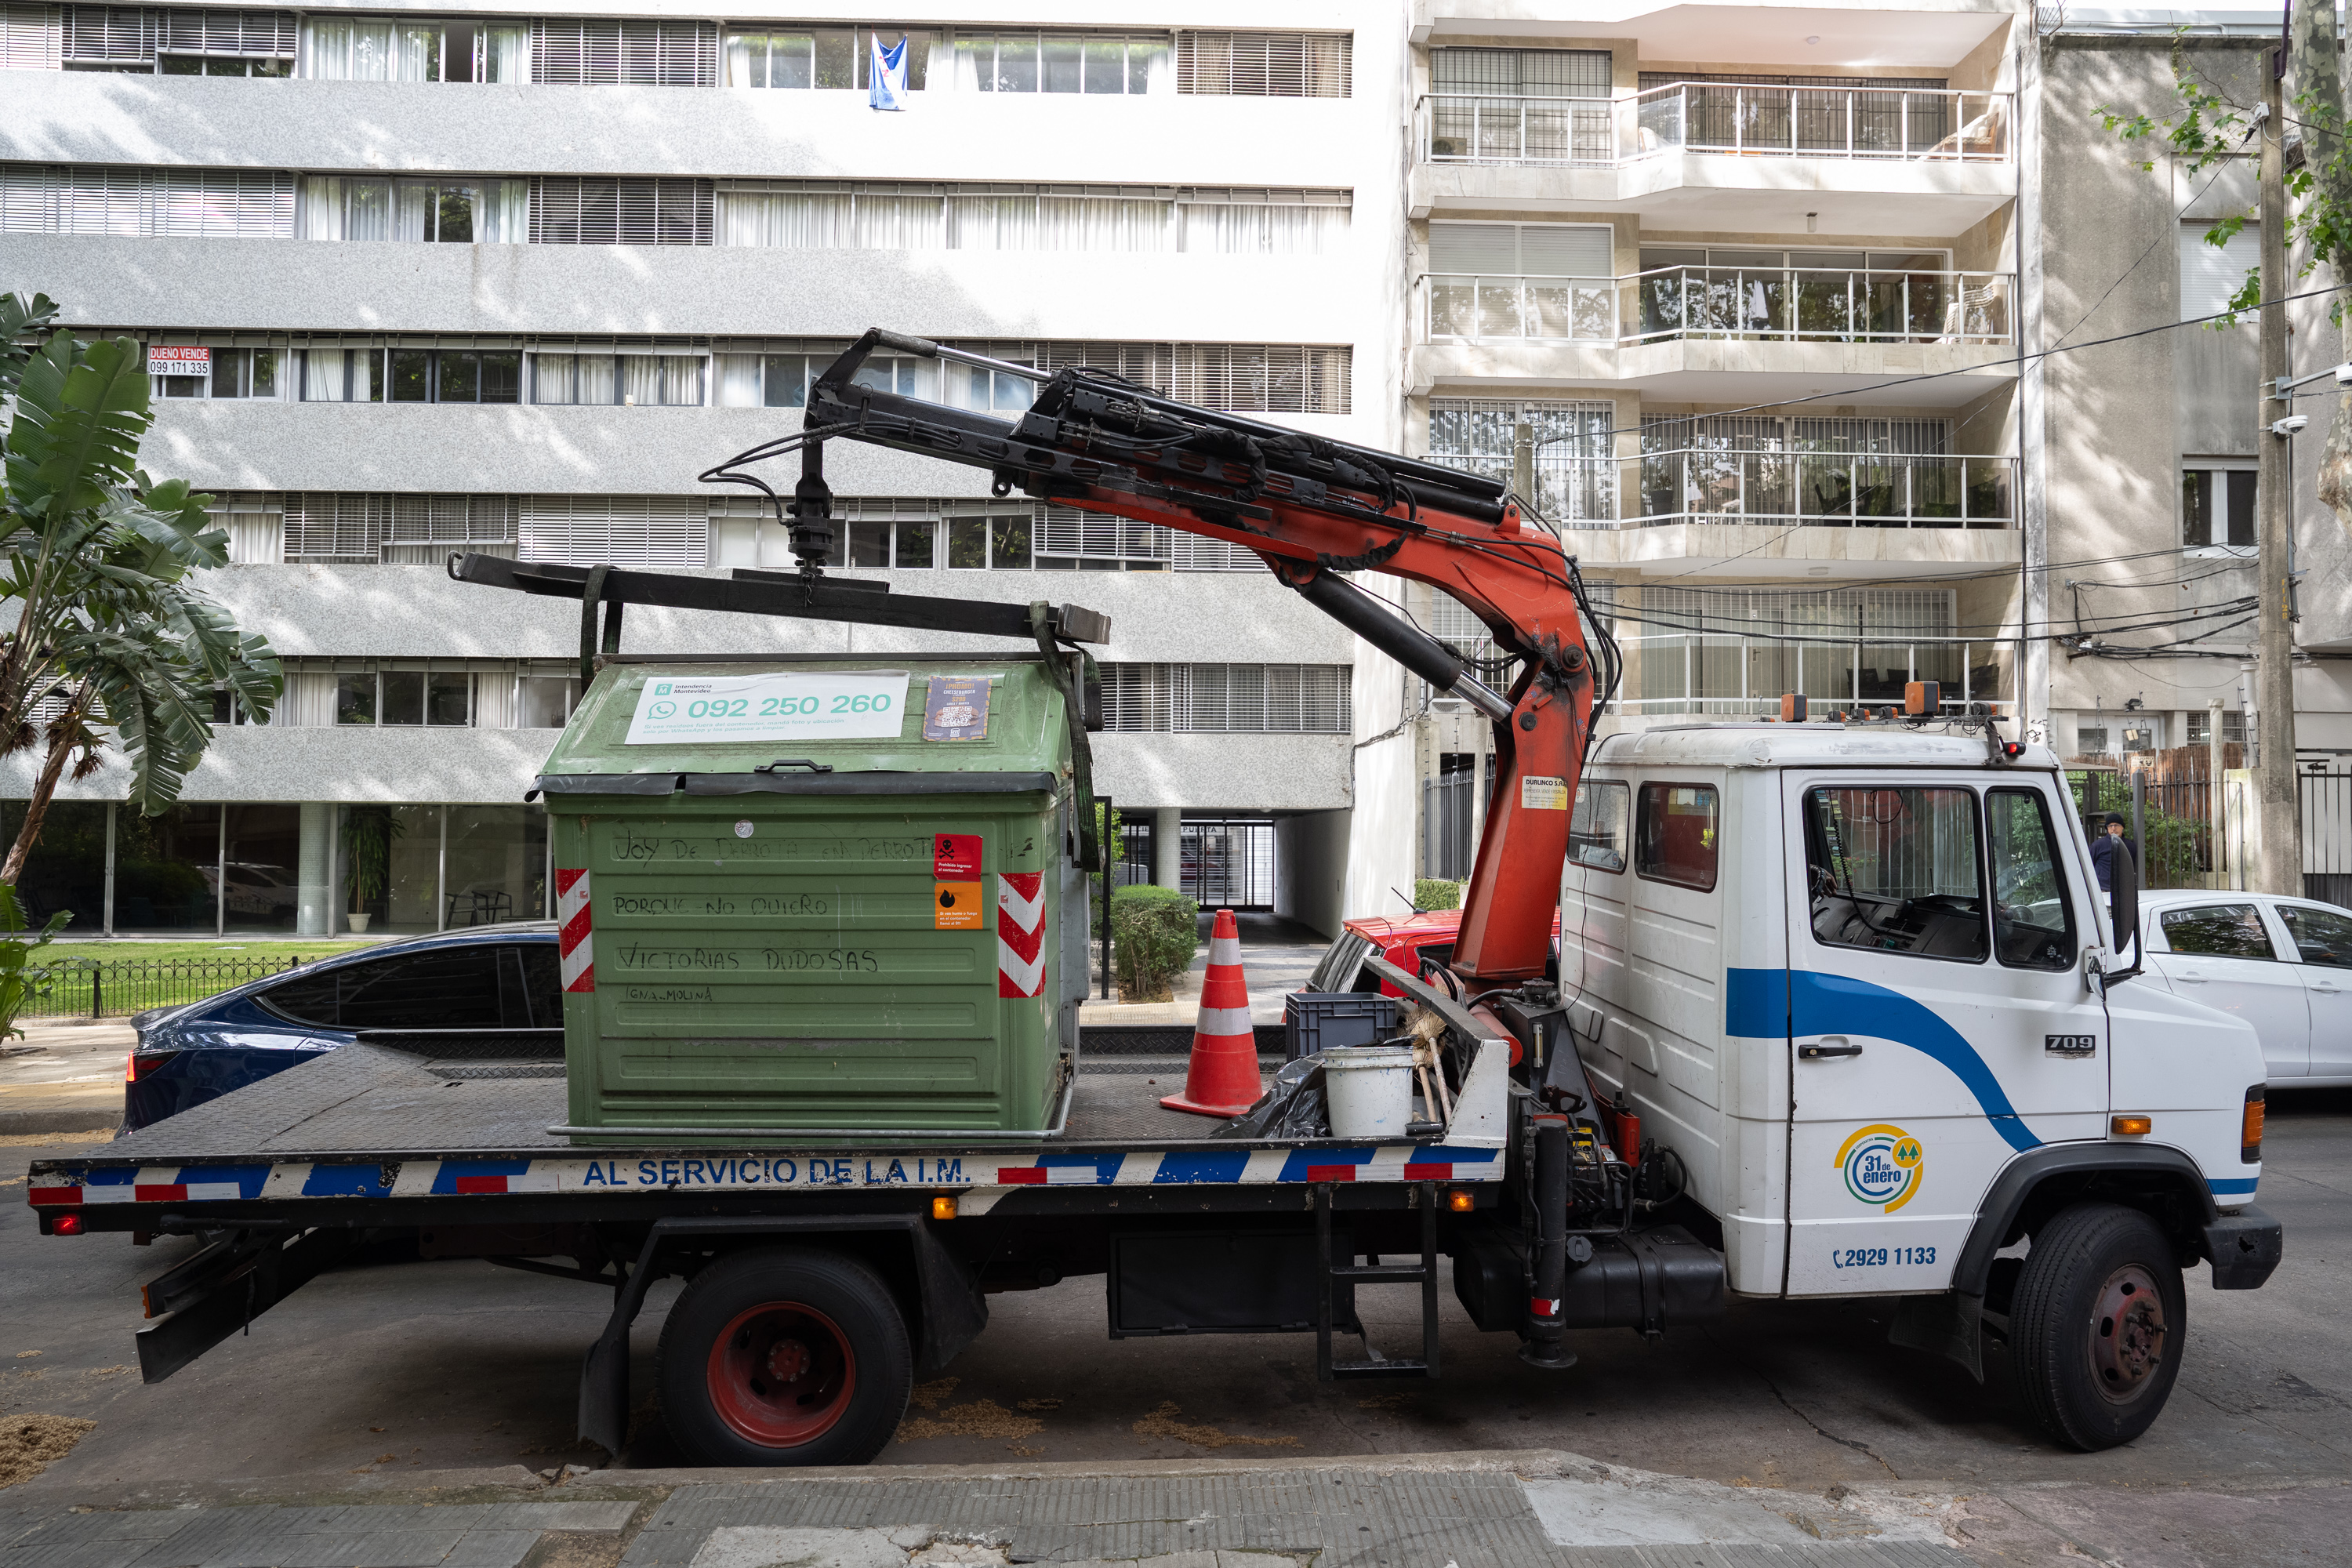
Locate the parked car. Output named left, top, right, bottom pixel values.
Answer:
left=2137, top=890, right=2352, bottom=1086
left=123, top=924, right=561, bottom=1131
left=1303, top=909, right=1562, bottom=998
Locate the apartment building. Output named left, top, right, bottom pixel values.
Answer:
left=0, top=1, right=1391, bottom=940
left=1386, top=0, right=2032, bottom=886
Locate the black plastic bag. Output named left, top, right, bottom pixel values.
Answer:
left=1214, top=1054, right=1329, bottom=1138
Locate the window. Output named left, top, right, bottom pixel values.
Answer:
left=521, top=675, right=581, bottom=728
left=1987, top=788, right=2076, bottom=970
left=1626, top=584, right=1994, bottom=720
left=61, top=7, right=297, bottom=73
left=299, top=18, right=525, bottom=82
left=946, top=515, right=1032, bottom=569
left=1096, top=665, right=1352, bottom=732
left=260, top=946, right=506, bottom=1029
left=1174, top=31, right=1348, bottom=96
left=529, top=176, right=713, bottom=246
left=0, top=163, right=296, bottom=237
left=2183, top=466, right=2256, bottom=548
left=2180, top=220, right=2259, bottom=320
left=1432, top=46, right=1610, bottom=98
left=529, top=18, right=714, bottom=85
left=1803, top=786, right=1984, bottom=959
left=1568, top=781, right=1628, bottom=873
left=519, top=495, right=707, bottom=569
left=283, top=493, right=519, bottom=564
left=299, top=177, right=528, bottom=242
left=2187, top=710, right=2248, bottom=746
left=387, top=350, right=521, bottom=404
left=949, top=31, right=1166, bottom=94
left=725, top=27, right=931, bottom=89
left=2278, top=903, right=2352, bottom=967
left=529, top=352, right=702, bottom=406
left=2160, top=903, right=2275, bottom=959
left=334, top=670, right=470, bottom=728
left=153, top=346, right=285, bottom=400
left=1635, top=782, right=1719, bottom=891
left=1428, top=397, right=1615, bottom=527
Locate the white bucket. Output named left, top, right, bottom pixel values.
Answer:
left=1322, top=1045, right=1417, bottom=1138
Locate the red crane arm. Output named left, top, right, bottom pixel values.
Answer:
left=753, top=330, right=1602, bottom=989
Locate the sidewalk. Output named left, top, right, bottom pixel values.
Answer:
left=0, top=1021, right=133, bottom=1136
left=0, top=1450, right=1989, bottom=1568
left=1079, top=913, right=1327, bottom=1027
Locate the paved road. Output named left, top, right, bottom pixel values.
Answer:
left=2, top=1087, right=2346, bottom=1566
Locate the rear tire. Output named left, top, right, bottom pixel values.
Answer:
left=2009, top=1202, right=2184, bottom=1451
left=656, top=1247, right=912, bottom=1467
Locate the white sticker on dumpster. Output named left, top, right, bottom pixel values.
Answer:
left=625, top=671, right=909, bottom=745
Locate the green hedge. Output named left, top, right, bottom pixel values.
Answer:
left=1112, top=884, right=1200, bottom=1001
left=1414, top=878, right=1464, bottom=912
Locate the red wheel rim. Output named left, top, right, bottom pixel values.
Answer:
left=706, top=1301, right=858, bottom=1447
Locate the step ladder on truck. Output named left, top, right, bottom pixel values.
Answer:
left=27, top=328, right=2280, bottom=1462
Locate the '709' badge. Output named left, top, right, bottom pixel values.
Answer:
left=1838, top=1124, right=1925, bottom=1213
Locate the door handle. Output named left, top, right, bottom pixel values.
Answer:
left=2176, top=970, right=2207, bottom=984
left=2314, top=982, right=2343, bottom=994
left=1800, top=1038, right=1864, bottom=1060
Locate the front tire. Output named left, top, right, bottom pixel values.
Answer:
left=656, top=1247, right=913, bottom=1467
left=2009, top=1203, right=2185, bottom=1451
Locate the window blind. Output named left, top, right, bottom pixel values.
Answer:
left=2, top=5, right=62, bottom=68
left=531, top=18, right=714, bottom=85
left=0, top=162, right=295, bottom=236
left=1174, top=31, right=1348, bottom=97
left=60, top=6, right=294, bottom=61
left=1099, top=664, right=1352, bottom=731
left=1430, top=221, right=1610, bottom=277
left=284, top=493, right=517, bottom=564
left=1435, top=47, right=1610, bottom=97
left=520, top=495, right=707, bottom=568
left=2180, top=220, right=2259, bottom=321
left=1030, top=341, right=1351, bottom=414
left=531, top=176, right=713, bottom=245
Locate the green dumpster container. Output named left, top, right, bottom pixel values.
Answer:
left=539, top=655, right=1087, bottom=1139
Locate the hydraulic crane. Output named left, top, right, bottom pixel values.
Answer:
left=714, top=327, right=1616, bottom=993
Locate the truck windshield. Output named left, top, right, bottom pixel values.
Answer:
left=1803, top=787, right=1988, bottom=962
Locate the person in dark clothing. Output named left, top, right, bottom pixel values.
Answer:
left=2090, top=812, right=2136, bottom=892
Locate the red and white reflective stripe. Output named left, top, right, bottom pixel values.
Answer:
left=555, top=868, right=593, bottom=993
left=27, top=1185, right=81, bottom=1206
left=996, top=871, right=1044, bottom=998
left=994, top=1164, right=1098, bottom=1185
left=1530, top=1296, right=1562, bottom=1316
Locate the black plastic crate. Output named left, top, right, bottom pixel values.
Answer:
left=1283, top=991, right=1403, bottom=1062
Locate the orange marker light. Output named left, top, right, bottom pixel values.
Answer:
left=2242, top=1086, right=2266, bottom=1163
left=1904, top=681, right=1940, bottom=717
left=1446, top=1188, right=1475, bottom=1213
left=2111, top=1115, right=2153, bottom=1137
left=1779, top=692, right=1808, bottom=723
left=931, top=1194, right=958, bottom=1221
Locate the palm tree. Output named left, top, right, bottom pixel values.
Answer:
left=0, top=290, right=282, bottom=884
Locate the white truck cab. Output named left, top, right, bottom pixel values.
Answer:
left=1557, top=722, right=2280, bottom=1449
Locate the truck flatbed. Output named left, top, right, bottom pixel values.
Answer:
left=27, top=1036, right=1508, bottom=1223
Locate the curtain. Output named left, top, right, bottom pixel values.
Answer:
left=394, top=24, right=436, bottom=79
left=392, top=184, right=431, bottom=241
left=299, top=176, right=343, bottom=240
left=855, top=193, right=944, bottom=249
left=947, top=194, right=1036, bottom=249
left=281, top=673, right=338, bottom=728
left=303, top=349, right=346, bottom=402
left=226, top=513, right=282, bottom=564
left=716, top=355, right=762, bottom=407
left=483, top=27, right=526, bottom=81
left=344, top=180, right=389, bottom=241
left=472, top=673, right=517, bottom=731
left=621, top=356, right=660, bottom=406
left=1181, top=202, right=1343, bottom=255
left=1036, top=196, right=1165, bottom=251
left=480, top=180, right=528, bottom=242
left=303, top=18, right=395, bottom=79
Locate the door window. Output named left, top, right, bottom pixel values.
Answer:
left=2278, top=904, right=2352, bottom=967
left=1634, top=782, right=1718, bottom=890
left=2158, top=904, right=2275, bottom=958
left=260, top=946, right=505, bottom=1029
left=1802, top=786, right=1987, bottom=961
left=1569, top=780, right=1628, bottom=873
left=519, top=942, right=564, bottom=1021
left=1986, top=788, right=2078, bottom=971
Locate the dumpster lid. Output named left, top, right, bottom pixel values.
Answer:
left=532, top=655, right=1074, bottom=798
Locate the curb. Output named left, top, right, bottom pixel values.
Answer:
left=0, top=1106, right=120, bottom=1137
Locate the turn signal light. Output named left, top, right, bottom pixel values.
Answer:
left=2243, top=1085, right=2266, bottom=1163
left=1904, top=681, right=1940, bottom=717
left=1446, top=1188, right=1475, bottom=1213
left=2111, top=1115, right=2153, bottom=1137
left=1779, top=692, right=1808, bottom=723
left=931, top=1195, right=958, bottom=1221
left=126, top=1051, right=180, bottom=1083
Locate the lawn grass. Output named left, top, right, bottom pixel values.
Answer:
left=41, top=939, right=382, bottom=968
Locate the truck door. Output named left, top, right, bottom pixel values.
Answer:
left=1780, top=772, right=2109, bottom=1297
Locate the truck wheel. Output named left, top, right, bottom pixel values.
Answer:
left=2009, top=1203, right=2185, bottom=1451
left=655, top=1247, right=912, bottom=1467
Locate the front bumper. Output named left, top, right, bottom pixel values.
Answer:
left=2202, top=1203, right=2283, bottom=1289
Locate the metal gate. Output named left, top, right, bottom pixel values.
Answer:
left=2300, top=766, right=2352, bottom=907
left=2067, top=768, right=2232, bottom=891
left=1181, top=819, right=1276, bottom=909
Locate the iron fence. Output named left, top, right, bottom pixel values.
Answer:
left=2301, top=766, right=2352, bottom=907
left=2067, top=771, right=2226, bottom=891
left=22, top=955, right=309, bottom=1021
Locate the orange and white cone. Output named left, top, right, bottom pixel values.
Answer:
left=1162, top=908, right=1263, bottom=1118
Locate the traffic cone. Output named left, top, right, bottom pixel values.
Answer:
left=1161, top=908, right=1263, bottom=1118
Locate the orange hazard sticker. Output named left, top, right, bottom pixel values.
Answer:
left=934, top=880, right=983, bottom=929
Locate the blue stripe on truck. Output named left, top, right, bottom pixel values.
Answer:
left=1728, top=967, right=2042, bottom=1154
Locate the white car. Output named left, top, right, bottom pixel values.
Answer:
left=2137, top=888, right=2352, bottom=1086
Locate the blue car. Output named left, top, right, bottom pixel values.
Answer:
left=124, top=924, right=562, bottom=1131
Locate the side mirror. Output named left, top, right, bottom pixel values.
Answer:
left=2106, top=840, right=2143, bottom=985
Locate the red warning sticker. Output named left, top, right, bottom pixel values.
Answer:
left=934, top=833, right=981, bottom=878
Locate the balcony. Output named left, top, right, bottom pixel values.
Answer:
left=1633, top=447, right=2014, bottom=529
left=1412, top=263, right=2016, bottom=403
left=1408, top=82, right=2014, bottom=233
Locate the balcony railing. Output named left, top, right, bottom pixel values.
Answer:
left=1414, top=448, right=2018, bottom=533
left=1614, top=629, right=2013, bottom=720
left=1635, top=448, right=2016, bottom=529
left=1416, top=83, right=2012, bottom=168
left=1421, top=266, right=2015, bottom=347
